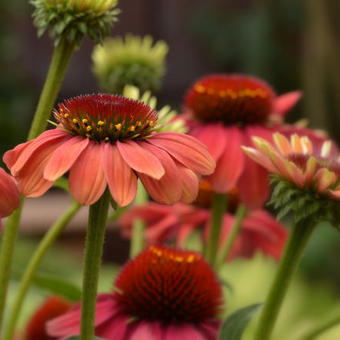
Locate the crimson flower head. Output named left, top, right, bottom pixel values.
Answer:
left=181, top=73, right=330, bottom=210
left=25, top=296, right=71, bottom=340
left=47, top=246, right=223, bottom=339
left=4, top=94, right=215, bottom=206
left=243, top=133, right=340, bottom=224
left=0, top=168, right=20, bottom=230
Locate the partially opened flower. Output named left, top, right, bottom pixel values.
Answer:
left=182, top=73, right=326, bottom=209
left=25, top=296, right=71, bottom=340
left=0, top=168, right=20, bottom=230
left=120, top=182, right=287, bottom=261
left=31, top=0, right=120, bottom=45
left=243, top=133, right=340, bottom=224
left=47, top=246, right=223, bottom=339
left=4, top=94, right=215, bottom=206
left=93, top=35, right=168, bottom=93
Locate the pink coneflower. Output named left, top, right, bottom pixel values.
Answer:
left=243, top=132, right=340, bottom=199
left=182, top=74, right=331, bottom=209
left=47, top=246, right=223, bottom=340
left=120, top=182, right=287, bottom=261
left=0, top=168, right=20, bottom=229
left=25, top=296, right=71, bottom=340
left=4, top=94, right=215, bottom=206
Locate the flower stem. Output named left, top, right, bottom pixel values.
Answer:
left=205, top=193, right=228, bottom=268
left=27, top=38, right=76, bottom=140
left=217, top=204, right=247, bottom=267
left=254, top=221, right=316, bottom=340
left=3, top=200, right=81, bottom=340
left=129, top=181, right=148, bottom=258
left=300, top=313, right=340, bottom=340
left=81, top=190, right=110, bottom=340
left=0, top=198, right=24, bottom=331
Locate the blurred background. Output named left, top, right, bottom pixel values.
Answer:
left=1, top=0, right=340, bottom=337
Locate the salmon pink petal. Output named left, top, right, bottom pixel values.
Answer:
left=177, top=164, right=199, bottom=203
left=137, top=142, right=181, bottom=204
left=144, top=214, right=178, bottom=244
left=315, top=168, right=337, bottom=193
left=273, top=91, right=302, bottom=116
left=147, top=132, right=215, bottom=175
left=44, top=137, right=89, bottom=181
left=190, top=123, right=227, bottom=161
left=3, top=141, right=32, bottom=171
left=208, top=126, right=244, bottom=193
left=273, top=133, right=292, bottom=156
left=47, top=294, right=117, bottom=337
left=117, top=140, right=164, bottom=179
left=69, top=143, right=107, bottom=205
left=16, top=138, right=67, bottom=197
left=102, top=143, right=137, bottom=207
left=164, top=324, right=206, bottom=340
left=0, top=168, right=20, bottom=216
left=8, top=129, right=68, bottom=175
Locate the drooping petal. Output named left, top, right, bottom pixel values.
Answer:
left=16, top=138, right=68, bottom=197
left=69, top=143, right=107, bottom=205
left=46, top=294, right=117, bottom=338
left=164, top=324, right=207, bottom=340
left=138, top=149, right=181, bottom=204
left=207, top=126, right=244, bottom=193
left=176, top=164, right=199, bottom=203
left=130, top=322, right=163, bottom=340
left=117, top=140, right=164, bottom=179
left=272, top=91, right=302, bottom=116
left=102, top=143, right=137, bottom=207
left=7, top=129, right=68, bottom=176
left=3, top=141, right=32, bottom=171
left=190, top=123, right=227, bottom=161
left=147, top=132, right=215, bottom=175
left=0, top=168, right=20, bottom=217
left=44, top=136, right=89, bottom=181
left=96, top=314, right=129, bottom=340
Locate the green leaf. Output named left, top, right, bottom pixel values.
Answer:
left=218, top=303, right=262, bottom=340
left=12, top=268, right=81, bottom=302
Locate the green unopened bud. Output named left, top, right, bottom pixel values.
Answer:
left=31, top=0, right=120, bottom=46
left=93, top=35, right=168, bottom=94
left=123, top=85, right=186, bottom=133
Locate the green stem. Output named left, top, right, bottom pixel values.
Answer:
left=254, top=221, right=316, bottom=340
left=0, top=198, right=24, bottom=331
left=81, top=190, right=110, bottom=340
left=129, top=181, right=148, bottom=258
left=300, top=313, right=340, bottom=340
left=27, top=38, right=76, bottom=140
left=3, top=201, right=81, bottom=340
left=205, top=193, right=228, bottom=268
left=217, top=204, right=247, bottom=268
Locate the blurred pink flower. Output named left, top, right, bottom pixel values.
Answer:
left=243, top=132, right=340, bottom=200
left=0, top=168, right=20, bottom=229
left=4, top=94, right=215, bottom=206
left=47, top=246, right=223, bottom=340
left=25, top=296, right=71, bottom=340
left=182, top=74, right=333, bottom=209
left=120, top=202, right=287, bottom=261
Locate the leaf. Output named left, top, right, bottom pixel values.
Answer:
left=218, top=303, right=262, bottom=340
left=12, top=268, right=81, bottom=302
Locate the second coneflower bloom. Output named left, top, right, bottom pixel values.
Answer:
left=243, top=133, right=340, bottom=224
left=47, top=246, right=224, bottom=339
left=4, top=94, right=215, bottom=206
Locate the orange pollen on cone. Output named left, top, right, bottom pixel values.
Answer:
left=185, top=74, right=276, bottom=125
left=54, top=94, right=158, bottom=143
left=114, top=245, right=223, bottom=323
